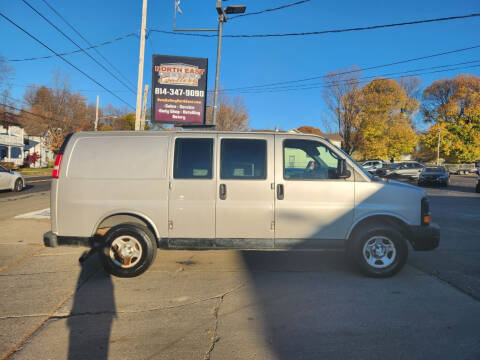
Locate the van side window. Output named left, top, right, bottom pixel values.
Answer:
left=220, top=139, right=266, bottom=180
left=283, top=139, right=340, bottom=180
left=174, top=138, right=213, bottom=179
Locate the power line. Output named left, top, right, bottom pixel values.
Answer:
left=6, top=32, right=137, bottom=62
left=1, top=102, right=62, bottom=124
left=21, top=0, right=137, bottom=95
left=229, top=0, right=311, bottom=20
left=221, top=59, right=480, bottom=93
left=214, top=44, right=480, bottom=92
left=39, top=0, right=136, bottom=89
left=233, top=64, right=480, bottom=94
left=0, top=11, right=135, bottom=109
left=151, top=13, right=480, bottom=38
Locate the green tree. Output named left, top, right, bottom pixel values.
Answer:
left=421, top=74, right=480, bottom=163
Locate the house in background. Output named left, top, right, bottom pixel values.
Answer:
left=21, top=120, right=55, bottom=168
left=0, top=112, right=24, bottom=167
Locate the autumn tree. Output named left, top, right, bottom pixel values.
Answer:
left=323, top=67, right=363, bottom=154
left=421, top=74, right=480, bottom=163
left=297, top=126, right=323, bottom=135
left=20, top=71, right=95, bottom=152
left=357, top=78, right=419, bottom=159
left=206, top=93, right=249, bottom=131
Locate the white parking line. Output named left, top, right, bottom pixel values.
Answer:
left=14, top=208, right=50, bottom=219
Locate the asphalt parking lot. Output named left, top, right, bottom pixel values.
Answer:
left=0, top=175, right=479, bottom=360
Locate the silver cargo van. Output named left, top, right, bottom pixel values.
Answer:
left=44, top=131, right=439, bottom=278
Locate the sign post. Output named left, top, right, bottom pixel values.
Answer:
left=151, top=55, right=208, bottom=126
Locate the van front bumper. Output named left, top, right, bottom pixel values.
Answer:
left=43, top=231, right=92, bottom=248
left=409, top=223, right=440, bottom=251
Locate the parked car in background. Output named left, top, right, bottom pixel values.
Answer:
left=361, top=159, right=387, bottom=174
left=418, top=166, right=450, bottom=187
left=0, top=165, right=25, bottom=192
left=376, top=161, right=424, bottom=179
left=444, top=163, right=477, bottom=175
left=475, top=169, right=480, bottom=193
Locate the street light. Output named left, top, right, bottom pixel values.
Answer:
left=212, top=1, right=246, bottom=126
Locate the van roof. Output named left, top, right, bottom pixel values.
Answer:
left=74, top=130, right=331, bottom=142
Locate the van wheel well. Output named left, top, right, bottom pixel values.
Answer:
left=347, top=216, right=412, bottom=250
left=95, top=214, right=158, bottom=241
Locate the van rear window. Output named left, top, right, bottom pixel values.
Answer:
left=174, top=138, right=213, bottom=179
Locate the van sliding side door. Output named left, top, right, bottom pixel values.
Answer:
left=215, top=134, right=275, bottom=246
left=168, top=134, right=217, bottom=239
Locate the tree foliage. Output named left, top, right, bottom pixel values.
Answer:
left=421, top=74, right=480, bottom=163
left=357, top=78, right=419, bottom=159
left=297, top=126, right=323, bottom=135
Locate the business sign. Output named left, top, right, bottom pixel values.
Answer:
left=151, top=54, right=208, bottom=125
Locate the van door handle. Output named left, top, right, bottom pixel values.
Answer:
left=219, top=184, right=227, bottom=200
left=277, top=184, right=284, bottom=200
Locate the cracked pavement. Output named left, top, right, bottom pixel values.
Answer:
left=1, top=175, right=479, bottom=359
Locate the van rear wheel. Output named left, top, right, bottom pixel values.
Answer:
left=349, top=224, right=408, bottom=278
left=100, top=223, right=157, bottom=278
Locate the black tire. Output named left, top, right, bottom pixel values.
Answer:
left=99, top=223, right=157, bottom=278
left=349, top=224, right=408, bottom=278
left=13, top=178, right=23, bottom=192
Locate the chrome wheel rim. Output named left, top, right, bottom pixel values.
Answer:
left=362, top=236, right=396, bottom=269
left=109, top=235, right=143, bottom=268
left=15, top=179, right=22, bottom=191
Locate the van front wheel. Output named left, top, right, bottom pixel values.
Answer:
left=100, top=223, right=157, bottom=278
left=350, top=225, right=408, bottom=278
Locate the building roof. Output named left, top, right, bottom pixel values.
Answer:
left=0, top=111, right=22, bottom=127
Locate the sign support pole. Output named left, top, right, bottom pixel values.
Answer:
left=212, top=11, right=224, bottom=126
left=135, top=0, right=148, bottom=131
left=94, top=95, right=99, bottom=131
left=140, top=84, right=149, bottom=130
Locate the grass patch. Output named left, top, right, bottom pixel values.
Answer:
left=19, top=168, right=53, bottom=177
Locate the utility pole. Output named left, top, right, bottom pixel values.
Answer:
left=140, top=84, right=149, bottom=130
left=212, top=1, right=225, bottom=126
left=135, top=0, right=148, bottom=131
left=94, top=95, right=99, bottom=131
left=436, top=125, right=441, bottom=165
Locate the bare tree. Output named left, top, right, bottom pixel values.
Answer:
left=206, top=93, right=249, bottom=131
left=0, top=55, right=14, bottom=111
left=323, top=67, right=363, bottom=154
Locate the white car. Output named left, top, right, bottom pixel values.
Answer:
left=0, top=165, right=25, bottom=192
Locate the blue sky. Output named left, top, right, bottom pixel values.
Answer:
left=1, top=0, right=479, bottom=131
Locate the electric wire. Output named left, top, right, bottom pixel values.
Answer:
left=212, top=44, right=480, bottom=92
left=21, top=0, right=136, bottom=95
left=232, top=64, right=480, bottom=94
left=229, top=0, right=311, bottom=20
left=6, top=32, right=137, bottom=62
left=216, top=59, right=480, bottom=93
left=39, top=0, right=137, bottom=89
left=0, top=11, right=135, bottom=109
left=151, top=13, right=480, bottom=38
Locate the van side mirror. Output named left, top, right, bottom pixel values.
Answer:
left=338, top=159, right=351, bottom=179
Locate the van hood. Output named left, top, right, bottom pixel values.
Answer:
left=374, top=176, right=425, bottom=196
